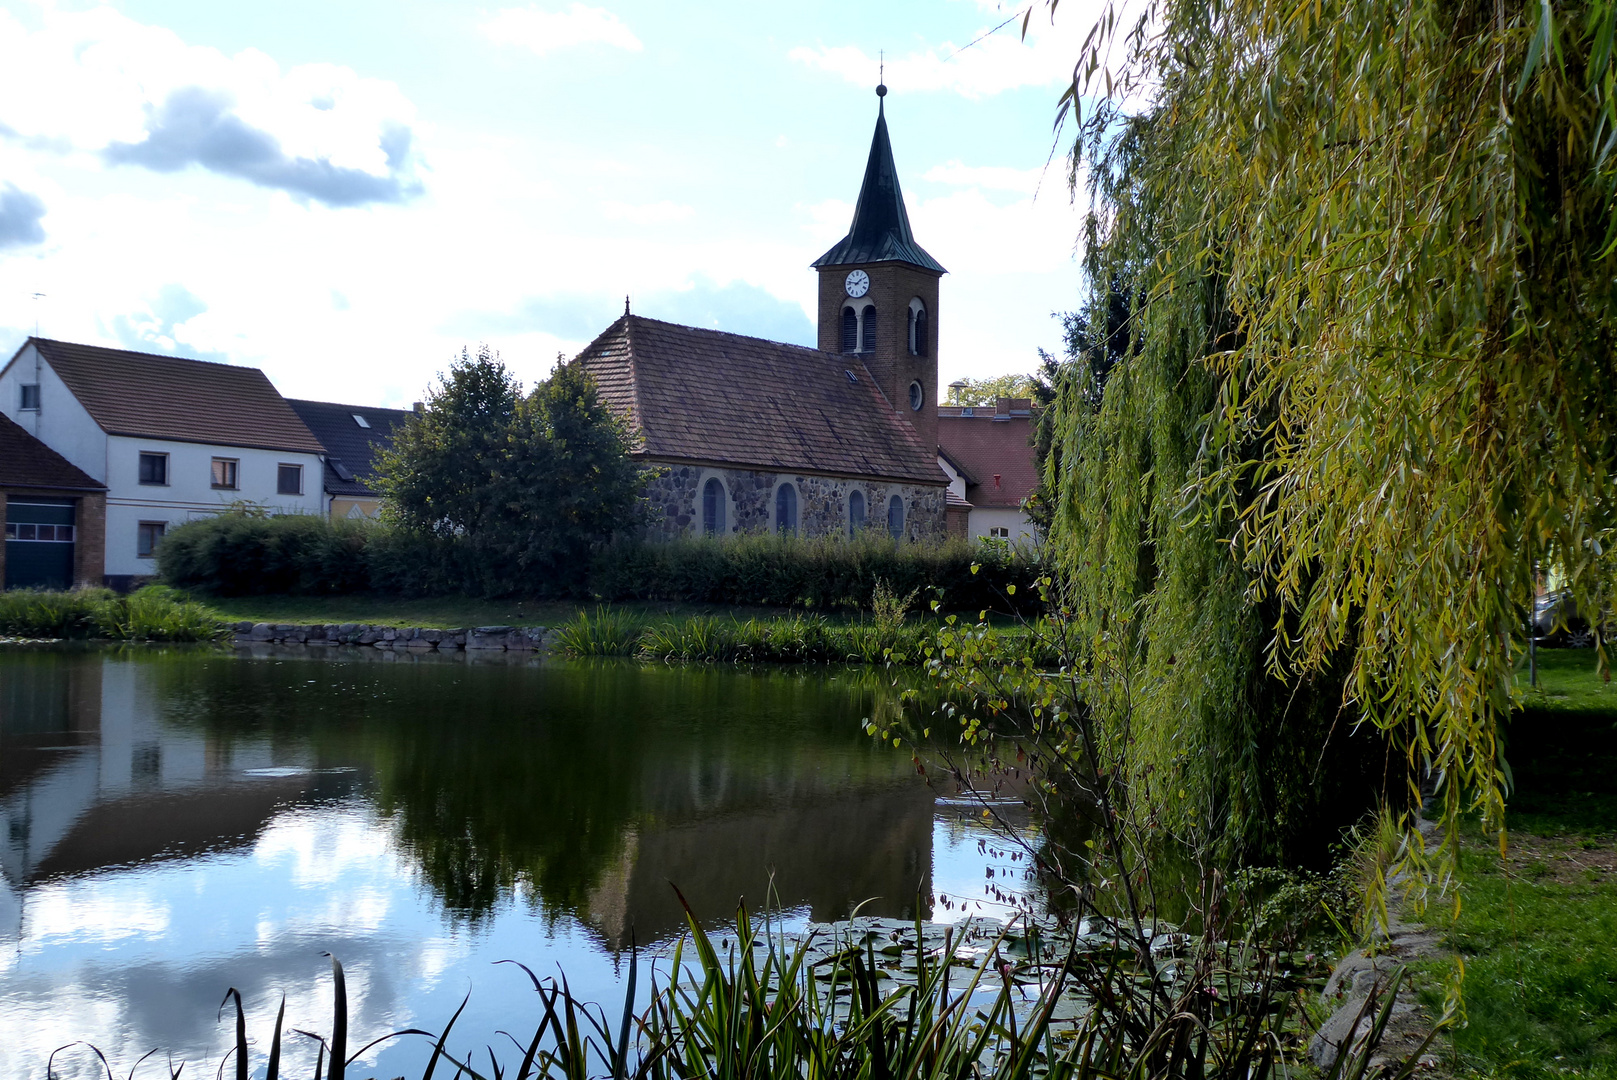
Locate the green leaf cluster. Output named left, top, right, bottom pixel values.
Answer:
left=1047, top=0, right=1617, bottom=879
left=375, top=345, right=648, bottom=593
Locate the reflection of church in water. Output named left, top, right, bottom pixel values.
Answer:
left=0, top=651, right=938, bottom=951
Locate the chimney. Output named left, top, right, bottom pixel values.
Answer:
left=412, top=401, right=425, bottom=414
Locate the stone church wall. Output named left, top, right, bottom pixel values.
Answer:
left=642, top=461, right=947, bottom=543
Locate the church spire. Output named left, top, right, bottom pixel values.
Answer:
left=811, top=85, right=946, bottom=273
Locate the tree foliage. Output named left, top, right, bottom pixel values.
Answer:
left=1045, top=0, right=1617, bottom=882
left=376, top=345, right=645, bottom=591
left=944, top=373, right=1037, bottom=405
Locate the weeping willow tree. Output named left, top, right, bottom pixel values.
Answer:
left=1044, top=0, right=1617, bottom=881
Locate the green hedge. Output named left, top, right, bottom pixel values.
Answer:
left=156, top=514, right=1042, bottom=613
left=588, top=532, right=1040, bottom=613
left=0, top=586, right=224, bottom=641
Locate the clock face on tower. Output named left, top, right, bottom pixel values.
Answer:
left=844, top=270, right=870, bottom=298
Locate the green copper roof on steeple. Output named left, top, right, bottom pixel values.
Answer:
left=812, top=88, right=946, bottom=274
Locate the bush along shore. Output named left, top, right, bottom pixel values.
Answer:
left=154, top=511, right=1041, bottom=613
left=0, top=586, right=223, bottom=642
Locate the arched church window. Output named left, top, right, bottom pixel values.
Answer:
left=887, top=495, right=905, bottom=540
left=861, top=305, right=877, bottom=352
left=841, top=307, right=858, bottom=353
left=775, top=483, right=799, bottom=535
left=909, top=298, right=928, bottom=356
left=849, top=489, right=866, bottom=533
left=702, top=477, right=727, bottom=536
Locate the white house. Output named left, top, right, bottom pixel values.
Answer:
left=0, top=339, right=326, bottom=583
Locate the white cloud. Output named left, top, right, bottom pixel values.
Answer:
left=0, top=6, right=419, bottom=205
left=600, top=199, right=693, bottom=224
left=480, top=5, right=643, bottom=56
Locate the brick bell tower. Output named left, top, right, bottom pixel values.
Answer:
left=813, top=83, right=945, bottom=455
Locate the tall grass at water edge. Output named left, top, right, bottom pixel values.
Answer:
left=0, top=586, right=224, bottom=642
left=554, top=606, right=1057, bottom=666
left=49, top=900, right=1419, bottom=1080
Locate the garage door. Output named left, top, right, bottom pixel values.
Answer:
left=5, top=499, right=76, bottom=590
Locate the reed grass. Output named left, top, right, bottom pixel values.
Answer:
left=48, top=898, right=1420, bottom=1080
left=0, top=586, right=224, bottom=642
left=555, top=606, right=1065, bottom=668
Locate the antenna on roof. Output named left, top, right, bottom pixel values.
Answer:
left=31, top=292, right=45, bottom=337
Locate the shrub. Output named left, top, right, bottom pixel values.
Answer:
left=589, top=532, right=1040, bottom=614
left=159, top=512, right=1044, bottom=612
left=0, top=586, right=222, bottom=642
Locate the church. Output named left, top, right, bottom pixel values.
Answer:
left=576, top=85, right=960, bottom=543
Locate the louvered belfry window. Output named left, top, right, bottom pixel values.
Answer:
left=861, top=305, right=877, bottom=352
left=913, top=309, right=928, bottom=357
left=841, top=308, right=858, bottom=352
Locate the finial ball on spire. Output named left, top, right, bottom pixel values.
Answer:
left=876, top=83, right=886, bottom=97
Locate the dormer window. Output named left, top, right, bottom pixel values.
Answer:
left=908, top=298, right=928, bottom=356
left=353, top=414, right=371, bottom=428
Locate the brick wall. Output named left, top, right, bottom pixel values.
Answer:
left=817, top=262, right=942, bottom=456
left=643, top=461, right=947, bottom=543
left=0, top=488, right=105, bottom=589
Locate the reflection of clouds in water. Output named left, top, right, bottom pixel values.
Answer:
left=253, top=803, right=405, bottom=888
left=0, top=805, right=463, bottom=1079
left=23, top=880, right=171, bottom=944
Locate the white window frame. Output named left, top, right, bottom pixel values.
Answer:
left=211, top=457, right=240, bottom=490
left=136, top=521, right=166, bottom=559
left=277, top=463, right=304, bottom=496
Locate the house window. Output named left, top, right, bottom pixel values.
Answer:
left=775, top=483, right=798, bottom=536
left=860, top=304, right=877, bottom=352
left=138, top=452, right=168, bottom=486
left=841, top=307, right=859, bottom=353
left=19, top=383, right=40, bottom=410
left=211, top=458, right=239, bottom=489
left=849, top=489, right=866, bottom=533
left=277, top=464, right=303, bottom=495
left=352, top=414, right=371, bottom=428
left=136, top=521, right=166, bottom=558
left=989, top=526, right=1011, bottom=538
left=887, top=495, right=905, bottom=540
left=701, top=477, right=727, bottom=536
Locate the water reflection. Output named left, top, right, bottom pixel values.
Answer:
left=0, top=645, right=1024, bottom=1077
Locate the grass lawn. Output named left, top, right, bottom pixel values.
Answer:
left=1419, top=647, right=1617, bottom=1077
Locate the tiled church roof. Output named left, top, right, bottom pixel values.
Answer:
left=576, top=315, right=945, bottom=485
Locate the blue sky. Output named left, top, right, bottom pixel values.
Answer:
left=0, top=0, right=1096, bottom=407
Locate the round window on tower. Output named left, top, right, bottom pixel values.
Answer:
left=908, top=380, right=924, bottom=411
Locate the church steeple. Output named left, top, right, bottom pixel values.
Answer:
left=812, top=88, right=945, bottom=273
left=813, top=85, right=944, bottom=459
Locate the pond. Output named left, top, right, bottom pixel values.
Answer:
left=0, top=644, right=1042, bottom=1078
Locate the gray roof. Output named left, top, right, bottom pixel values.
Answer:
left=286, top=398, right=414, bottom=497
left=811, top=99, right=945, bottom=275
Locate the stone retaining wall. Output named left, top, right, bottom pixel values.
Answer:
left=228, top=622, right=549, bottom=652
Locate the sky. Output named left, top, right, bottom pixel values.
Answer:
left=0, top=0, right=1099, bottom=409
